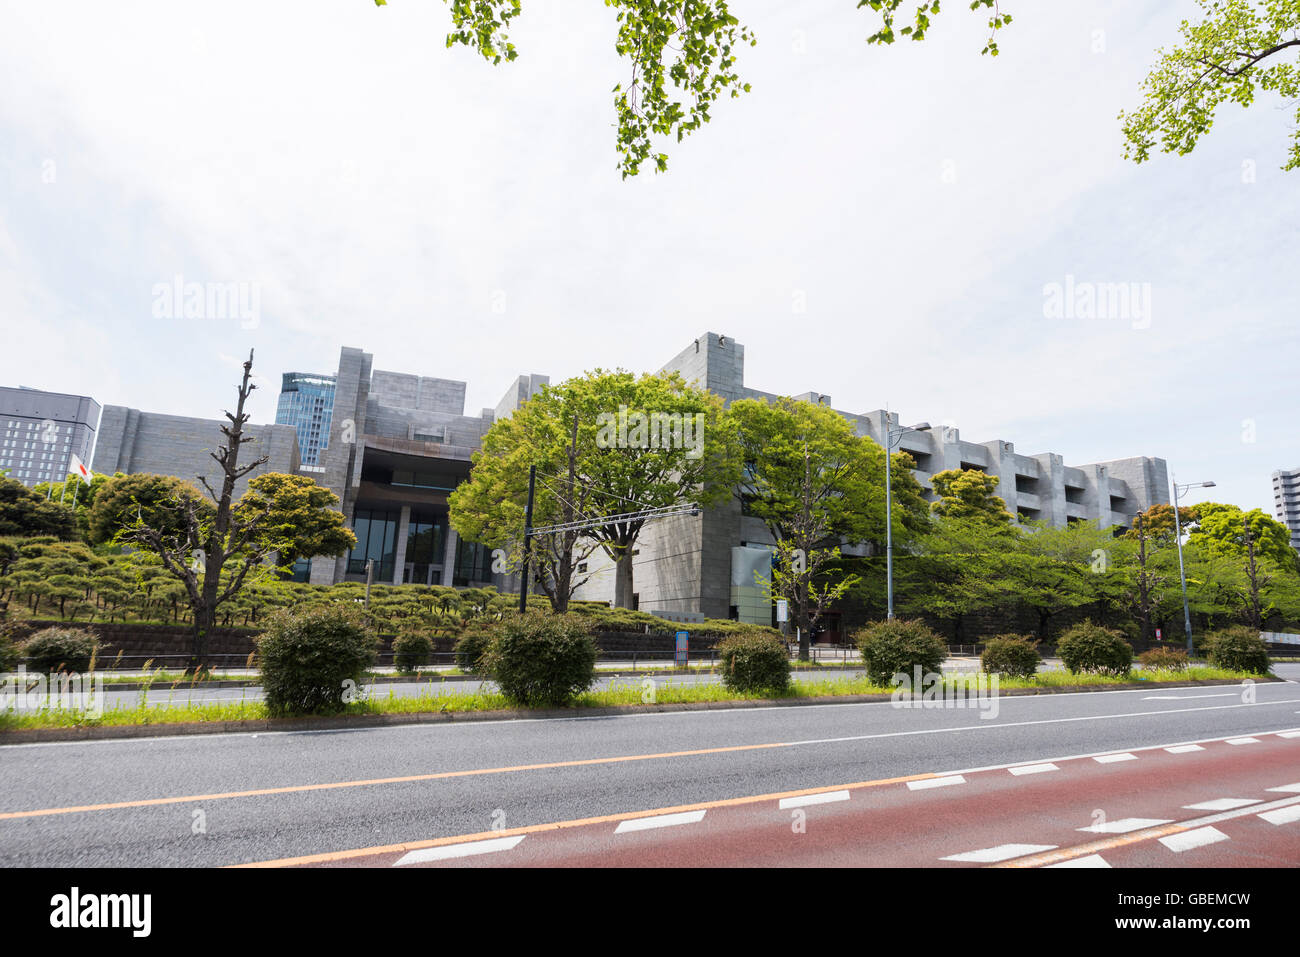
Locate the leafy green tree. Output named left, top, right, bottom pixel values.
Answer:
left=33, top=472, right=113, bottom=541
left=929, top=468, right=1013, bottom=525
left=896, top=515, right=1016, bottom=641
left=1006, top=520, right=1125, bottom=642
left=452, top=369, right=739, bottom=610
left=1120, top=0, right=1300, bottom=172
left=0, top=478, right=78, bottom=539
left=234, top=472, right=356, bottom=572
left=1187, top=502, right=1296, bottom=568
left=88, top=473, right=212, bottom=547
left=730, top=396, right=927, bottom=660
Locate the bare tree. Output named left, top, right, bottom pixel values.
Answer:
left=123, top=351, right=276, bottom=670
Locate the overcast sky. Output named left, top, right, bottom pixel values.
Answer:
left=1, top=0, right=1295, bottom=514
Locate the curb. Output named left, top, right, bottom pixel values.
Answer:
left=0, top=676, right=1278, bottom=746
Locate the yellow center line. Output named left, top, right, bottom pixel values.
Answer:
left=0, top=738, right=838, bottom=821
left=991, top=823, right=1192, bottom=868
left=231, top=770, right=939, bottom=868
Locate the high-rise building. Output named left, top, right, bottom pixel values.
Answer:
left=276, top=372, right=336, bottom=467
left=0, top=386, right=101, bottom=488
left=1273, top=467, right=1300, bottom=555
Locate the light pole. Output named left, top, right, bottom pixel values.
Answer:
left=885, top=416, right=930, bottom=619
left=1171, top=477, right=1215, bottom=654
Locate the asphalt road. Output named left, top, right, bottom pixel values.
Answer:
left=1, top=666, right=1297, bottom=867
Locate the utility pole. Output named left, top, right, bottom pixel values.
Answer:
left=518, top=464, right=536, bottom=613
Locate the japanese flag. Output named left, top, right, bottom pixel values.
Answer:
left=69, top=453, right=93, bottom=485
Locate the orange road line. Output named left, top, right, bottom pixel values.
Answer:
left=0, top=738, right=835, bottom=821
left=991, top=824, right=1192, bottom=868
left=231, top=771, right=939, bottom=867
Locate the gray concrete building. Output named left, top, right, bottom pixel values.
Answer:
left=91, top=407, right=300, bottom=498
left=1273, top=467, right=1300, bottom=555
left=304, top=348, right=547, bottom=587
left=0, top=386, right=101, bottom=488
left=567, top=332, right=1171, bottom=629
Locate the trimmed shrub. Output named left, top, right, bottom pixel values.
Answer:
left=256, top=604, right=378, bottom=716
left=1138, top=647, right=1188, bottom=672
left=23, top=627, right=99, bottom=674
left=392, top=631, right=433, bottom=674
left=980, top=634, right=1040, bottom=679
left=454, top=622, right=498, bottom=675
left=1055, top=621, right=1133, bottom=677
left=716, top=629, right=790, bottom=694
left=854, top=618, right=947, bottom=687
left=1203, top=627, right=1270, bottom=675
left=482, top=612, right=597, bottom=707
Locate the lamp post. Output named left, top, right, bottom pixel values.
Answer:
left=1171, top=477, right=1215, bottom=654
left=885, top=415, right=930, bottom=620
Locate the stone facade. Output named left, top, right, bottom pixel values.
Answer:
left=91, top=407, right=300, bottom=497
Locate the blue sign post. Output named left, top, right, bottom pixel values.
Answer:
left=675, top=630, right=689, bottom=667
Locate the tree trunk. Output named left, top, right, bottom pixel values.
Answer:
left=613, top=547, right=635, bottom=609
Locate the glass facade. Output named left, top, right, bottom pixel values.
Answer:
left=347, top=508, right=400, bottom=581
left=276, top=373, right=336, bottom=467
left=403, top=509, right=445, bottom=584
left=454, top=538, right=495, bottom=586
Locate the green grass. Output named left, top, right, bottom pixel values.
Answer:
left=0, top=665, right=1271, bottom=732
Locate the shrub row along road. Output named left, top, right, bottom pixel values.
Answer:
left=1, top=666, right=1297, bottom=868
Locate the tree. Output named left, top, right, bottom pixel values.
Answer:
left=33, top=471, right=112, bottom=540
left=896, top=515, right=1017, bottom=642
left=929, top=468, right=1014, bottom=525
left=1120, top=0, right=1300, bottom=172
left=1187, top=502, right=1296, bottom=568
left=730, top=396, right=927, bottom=660
left=1117, top=509, right=1179, bottom=645
left=234, top=473, right=356, bottom=573
left=450, top=388, right=601, bottom=613
left=118, top=351, right=279, bottom=669
left=1005, top=520, right=1124, bottom=642
left=451, top=369, right=738, bottom=610
left=0, top=477, right=78, bottom=539
left=88, top=473, right=212, bottom=547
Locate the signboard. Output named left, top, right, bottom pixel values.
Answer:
left=675, top=630, right=689, bottom=666
left=1154, top=627, right=1162, bottom=641
left=776, top=599, right=788, bottom=624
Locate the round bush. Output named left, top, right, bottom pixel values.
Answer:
left=454, top=623, right=498, bottom=675
left=392, top=631, right=433, bottom=674
left=1138, top=647, right=1188, bottom=672
left=1055, top=621, right=1133, bottom=677
left=256, top=604, right=378, bottom=716
left=1203, top=627, right=1270, bottom=675
left=23, top=627, right=99, bottom=674
left=482, top=613, right=597, bottom=707
left=854, top=618, right=947, bottom=687
left=716, top=630, right=790, bottom=694
left=980, top=634, right=1040, bottom=679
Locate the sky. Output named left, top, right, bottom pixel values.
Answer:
left=0, top=0, right=1296, bottom=515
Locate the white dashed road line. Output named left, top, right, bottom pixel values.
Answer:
left=1047, top=854, right=1111, bottom=868
left=1258, top=806, right=1300, bottom=826
left=1226, top=737, right=1260, bottom=745
left=1266, top=783, right=1300, bottom=793
left=1182, top=798, right=1261, bottom=811
left=1008, top=763, right=1059, bottom=776
left=779, top=790, right=850, bottom=810
left=1078, top=818, right=1173, bottom=834
left=393, top=835, right=526, bottom=866
left=1165, top=745, right=1205, bottom=753
left=1093, top=753, right=1137, bottom=764
left=1159, top=826, right=1230, bottom=853
left=941, top=843, right=1058, bottom=863
left=614, top=810, right=707, bottom=834
left=907, top=775, right=966, bottom=791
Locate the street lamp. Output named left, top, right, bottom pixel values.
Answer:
left=1171, top=477, right=1215, bottom=654
left=885, top=416, right=930, bottom=619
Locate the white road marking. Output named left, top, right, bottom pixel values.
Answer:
left=1258, top=805, right=1300, bottom=825
left=1226, top=737, right=1260, bottom=745
left=1008, top=763, right=1059, bottom=776
left=907, top=775, right=966, bottom=790
left=393, top=835, right=525, bottom=865
left=941, top=843, right=1057, bottom=863
left=1182, top=798, right=1261, bottom=811
left=1159, top=826, right=1230, bottom=853
left=1078, top=817, right=1173, bottom=834
left=1278, top=731, right=1300, bottom=738
left=1093, top=753, right=1137, bottom=763
left=614, top=810, right=707, bottom=833
left=1047, top=854, right=1111, bottom=868
left=1266, top=783, right=1300, bottom=793
left=779, top=790, right=850, bottom=809
left=1143, top=693, right=1237, bottom=700
left=1164, top=745, right=1205, bottom=753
